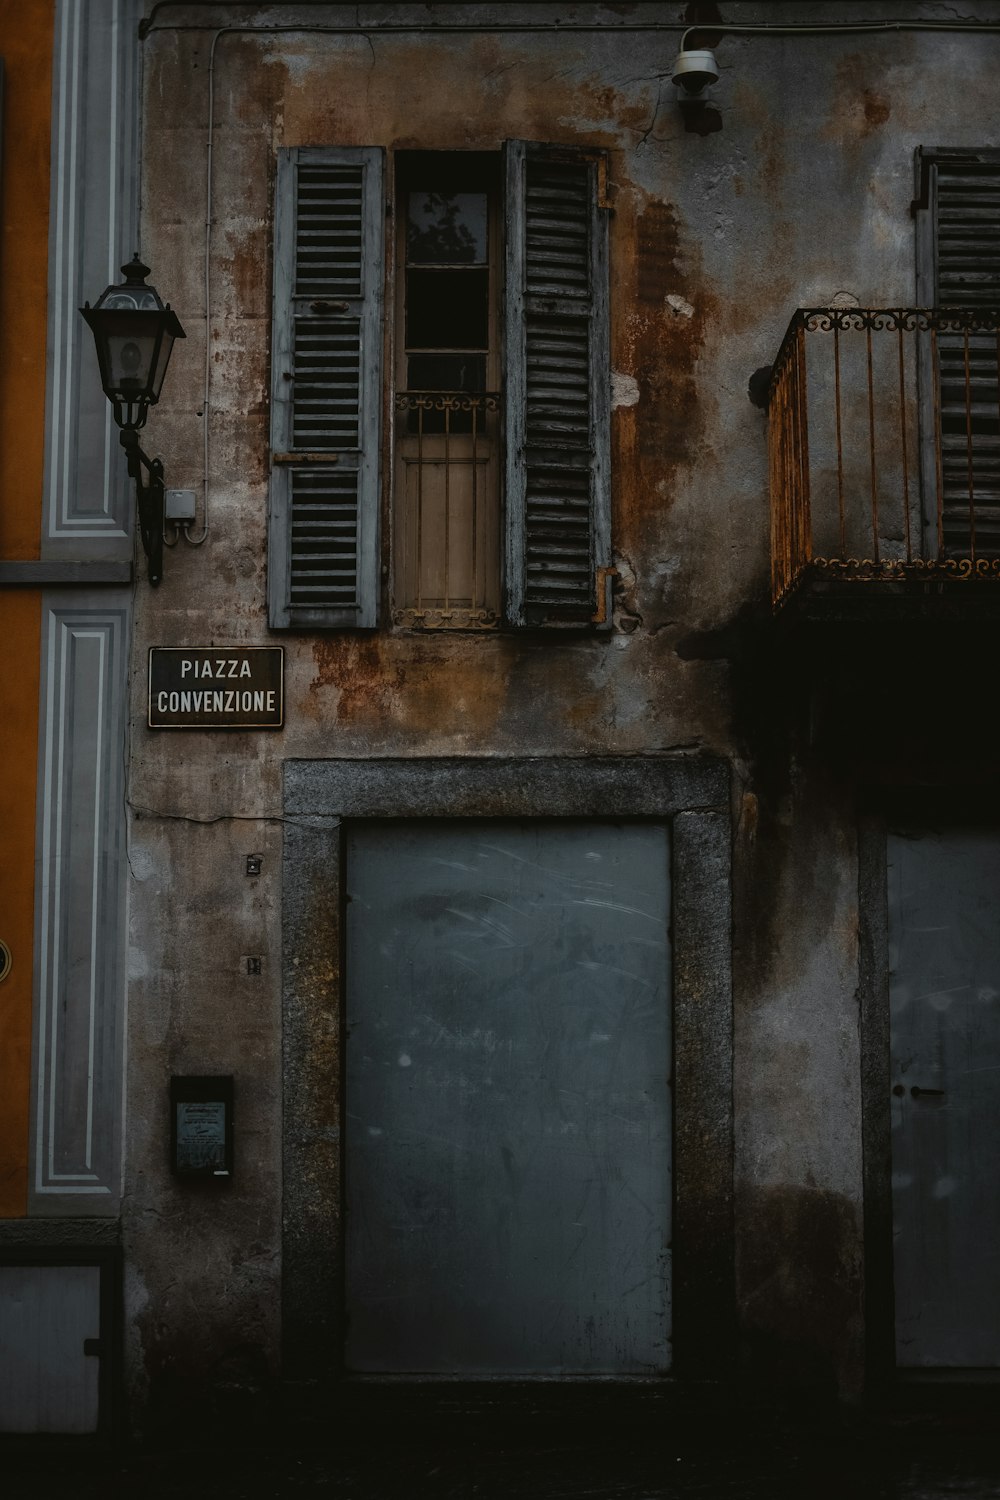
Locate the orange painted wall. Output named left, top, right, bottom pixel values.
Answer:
left=0, top=0, right=54, bottom=1214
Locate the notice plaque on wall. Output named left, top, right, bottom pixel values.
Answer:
left=148, top=647, right=283, bottom=729
left=171, top=1075, right=234, bottom=1178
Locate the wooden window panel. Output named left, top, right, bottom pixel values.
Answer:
left=916, top=148, right=1000, bottom=560
left=504, top=141, right=611, bottom=628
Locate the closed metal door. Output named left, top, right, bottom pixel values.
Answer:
left=0, top=1265, right=101, bottom=1432
left=889, top=828, right=1000, bottom=1367
left=345, top=820, right=672, bottom=1375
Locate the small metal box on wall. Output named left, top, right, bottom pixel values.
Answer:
left=170, top=1075, right=234, bottom=1179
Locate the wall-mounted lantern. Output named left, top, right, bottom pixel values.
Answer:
left=80, top=256, right=185, bottom=586
left=671, top=46, right=720, bottom=103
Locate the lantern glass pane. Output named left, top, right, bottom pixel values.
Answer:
left=101, top=285, right=160, bottom=313
left=150, top=330, right=177, bottom=402
left=105, top=329, right=158, bottom=394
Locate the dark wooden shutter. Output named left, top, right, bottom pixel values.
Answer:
left=504, top=142, right=610, bottom=626
left=269, top=148, right=384, bottom=628
left=918, top=150, right=1000, bottom=557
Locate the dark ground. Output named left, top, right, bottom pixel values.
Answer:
left=5, top=1387, right=1000, bottom=1498
left=1, top=1380, right=1000, bottom=1500
left=7, top=1437, right=1000, bottom=1499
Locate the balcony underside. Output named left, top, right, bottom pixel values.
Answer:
left=779, top=556, right=1000, bottom=621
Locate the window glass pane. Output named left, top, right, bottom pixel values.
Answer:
left=407, top=192, right=488, bottom=265
left=406, top=269, right=489, bottom=350
left=406, top=353, right=486, bottom=393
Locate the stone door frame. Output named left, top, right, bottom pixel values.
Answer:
left=280, top=756, right=733, bottom=1386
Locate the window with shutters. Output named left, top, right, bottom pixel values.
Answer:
left=268, top=142, right=611, bottom=631
left=916, top=148, right=1000, bottom=558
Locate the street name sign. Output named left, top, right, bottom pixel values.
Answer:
left=149, top=647, right=284, bottom=729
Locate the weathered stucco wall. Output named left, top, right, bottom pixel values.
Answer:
left=123, top=0, right=1000, bottom=1424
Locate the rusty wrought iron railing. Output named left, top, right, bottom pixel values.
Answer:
left=393, top=391, right=500, bottom=630
left=768, top=307, right=1000, bottom=608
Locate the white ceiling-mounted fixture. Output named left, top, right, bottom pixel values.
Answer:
left=671, top=46, right=720, bottom=100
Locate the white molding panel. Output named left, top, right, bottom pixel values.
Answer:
left=30, top=600, right=129, bottom=1213
left=43, top=0, right=141, bottom=553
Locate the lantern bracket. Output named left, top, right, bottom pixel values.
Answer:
left=121, top=429, right=165, bottom=587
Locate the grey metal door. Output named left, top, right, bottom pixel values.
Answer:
left=0, top=1265, right=101, bottom=1432
left=345, top=820, right=672, bottom=1375
left=889, top=827, right=1000, bottom=1367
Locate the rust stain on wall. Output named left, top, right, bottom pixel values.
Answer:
left=613, top=193, right=715, bottom=559
left=308, top=634, right=519, bottom=744
left=637, top=199, right=708, bottom=466
left=862, top=90, right=891, bottom=134
left=823, top=55, right=894, bottom=150
left=256, top=33, right=656, bottom=155
left=309, top=636, right=409, bottom=720
left=221, top=235, right=269, bottom=322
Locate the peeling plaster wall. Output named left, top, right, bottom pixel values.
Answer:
left=124, top=0, right=1000, bottom=1424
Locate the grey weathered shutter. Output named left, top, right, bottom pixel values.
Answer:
left=269, top=147, right=384, bottom=628
left=916, top=148, right=1000, bottom=556
left=504, top=142, right=611, bottom=626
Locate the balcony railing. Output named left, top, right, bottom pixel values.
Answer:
left=769, top=307, right=1000, bottom=610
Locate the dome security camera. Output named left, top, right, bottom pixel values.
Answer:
left=671, top=47, right=720, bottom=98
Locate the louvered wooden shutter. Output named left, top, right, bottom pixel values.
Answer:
left=504, top=142, right=610, bottom=626
left=918, top=149, right=1000, bottom=556
left=269, top=147, right=384, bottom=628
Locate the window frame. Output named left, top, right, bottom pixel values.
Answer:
left=390, top=152, right=503, bottom=629
left=268, top=141, right=612, bottom=633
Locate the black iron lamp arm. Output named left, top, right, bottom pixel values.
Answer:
left=120, top=428, right=165, bottom=587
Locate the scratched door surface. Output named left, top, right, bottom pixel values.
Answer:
left=889, top=828, right=1000, bottom=1366
left=345, top=820, right=672, bottom=1375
